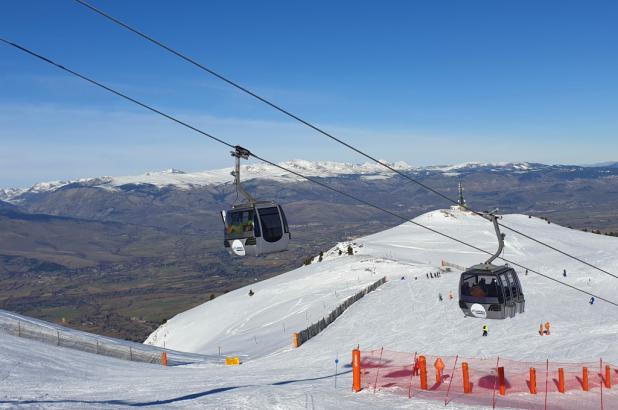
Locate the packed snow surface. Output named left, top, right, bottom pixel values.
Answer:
left=2, top=208, right=618, bottom=409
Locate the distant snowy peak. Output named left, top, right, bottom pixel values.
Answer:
left=1, top=160, right=548, bottom=202
left=277, top=159, right=415, bottom=175
left=0, top=188, right=26, bottom=202
left=425, top=161, right=537, bottom=172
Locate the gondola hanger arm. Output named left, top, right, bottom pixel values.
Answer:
left=231, top=145, right=256, bottom=204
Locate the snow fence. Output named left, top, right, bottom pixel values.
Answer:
left=295, top=277, right=386, bottom=347
left=357, top=348, right=617, bottom=409
left=0, top=309, right=213, bottom=366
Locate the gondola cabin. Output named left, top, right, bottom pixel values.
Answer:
left=222, top=201, right=290, bottom=257
left=459, top=263, right=525, bottom=319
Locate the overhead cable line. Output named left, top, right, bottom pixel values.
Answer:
left=2, top=37, right=616, bottom=307
left=72, top=0, right=618, bottom=281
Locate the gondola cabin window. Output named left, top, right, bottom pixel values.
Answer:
left=278, top=205, right=290, bottom=234
left=226, top=209, right=255, bottom=238
left=499, top=273, right=511, bottom=300
left=257, top=207, right=283, bottom=242
left=506, top=270, right=519, bottom=298
left=460, top=274, right=503, bottom=301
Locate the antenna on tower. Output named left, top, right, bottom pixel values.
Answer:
left=457, top=181, right=466, bottom=209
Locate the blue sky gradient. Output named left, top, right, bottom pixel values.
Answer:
left=1, top=0, right=617, bottom=187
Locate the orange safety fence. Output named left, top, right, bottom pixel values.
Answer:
left=357, top=349, right=618, bottom=410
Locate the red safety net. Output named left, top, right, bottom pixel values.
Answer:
left=360, top=349, right=618, bottom=409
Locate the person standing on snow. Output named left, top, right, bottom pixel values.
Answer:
left=563, top=269, right=567, bottom=277
left=482, top=325, right=488, bottom=337
left=589, top=297, right=595, bottom=305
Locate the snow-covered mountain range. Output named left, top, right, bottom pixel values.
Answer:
left=0, top=160, right=549, bottom=202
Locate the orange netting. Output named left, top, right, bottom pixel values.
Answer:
left=360, top=349, right=618, bottom=409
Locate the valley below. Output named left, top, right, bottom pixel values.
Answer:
left=1, top=161, right=617, bottom=341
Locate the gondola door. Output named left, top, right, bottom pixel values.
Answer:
left=499, top=272, right=516, bottom=318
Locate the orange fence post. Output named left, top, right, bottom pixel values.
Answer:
left=529, top=367, right=537, bottom=394
left=293, top=333, right=299, bottom=348
left=605, top=365, right=611, bottom=389
left=352, top=348, right=361, bottom=392
left=161, top=352, right=168, bottom=367
left=558, top=368, right=565, bottom=393
left=582, top=367, right=589, bottom=391
left=434, top=357, right=445, bottom=384
left=498, top=367, right=506, bottom=396
left=462, top=362, right=471, bottom=394
left=419, top=355, right=428, bottom=390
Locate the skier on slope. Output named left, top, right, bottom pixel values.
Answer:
left=482, top=325, right=488, bottom=337
left=589, top=297, right=595, bottom=305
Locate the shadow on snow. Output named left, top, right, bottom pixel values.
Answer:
left=0, top=370, right=351, bottom=407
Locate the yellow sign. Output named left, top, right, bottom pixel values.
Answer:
left=225, top=356, right=241, bottom=366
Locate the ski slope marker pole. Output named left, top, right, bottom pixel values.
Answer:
left=492, top=356, right=499, bottom=409
left=544, top=359, right=548, bottom=410
left=373, top=347, right=384, bottom=393
left=462, top=362, right=471, bottom=394
left=334, top=357, right=338, bottom=387
left=419, top=355, right=428, bottom=390
left=352, top=348, right=361, bottom=392
left=408, top=352, right=417, bottom=398
left=498, top=366, right=505, bottom=396
left=600, top=358, right=604, bottom=410
left=529, top=367, right=537, bottom=394
left=444, top=355, right=458, bottom=405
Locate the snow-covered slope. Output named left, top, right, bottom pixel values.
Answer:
left=0, top=160, right=542, bottom=201
left=3, top=208, right=618, bottom=409
left=1, top=329, right=471, bottom=409
left=146, top=208, right=618, bottom=362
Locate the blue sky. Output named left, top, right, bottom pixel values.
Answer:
left=1, top=0, right=617, bottom=187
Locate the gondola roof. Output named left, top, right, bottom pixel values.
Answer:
left=465, top=263, right=513, bottom=274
